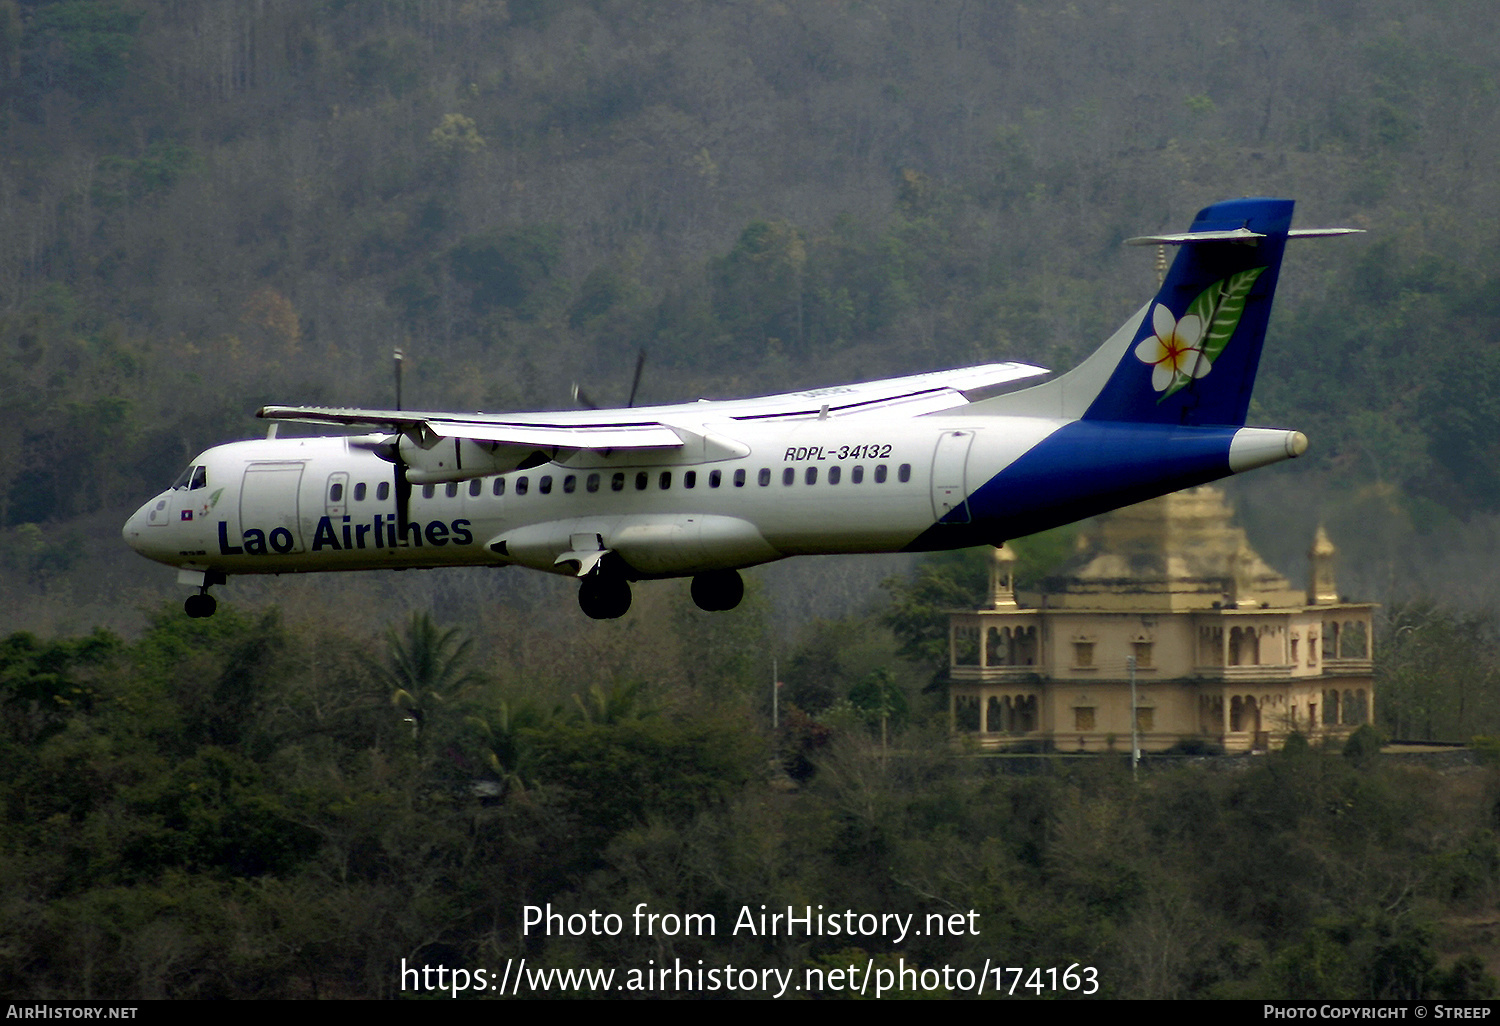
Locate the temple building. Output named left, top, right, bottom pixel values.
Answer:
left=946, top=487, right=1374, bottom=753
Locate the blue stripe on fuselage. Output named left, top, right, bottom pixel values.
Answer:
left=904, top=420, right=1240, bottom=551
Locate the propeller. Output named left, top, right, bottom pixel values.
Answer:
left=626, top=347, right=646, bottom=408
left=573, top=348, right=647, bottom=410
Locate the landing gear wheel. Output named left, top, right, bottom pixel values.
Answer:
left=691, top=569, right=744, bottom=612
left=184, top=592, right=218, bottom=619
left=578, top=576, right=632, bottom=620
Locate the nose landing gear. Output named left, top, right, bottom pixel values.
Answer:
left=180, top=569, right=226, bottom=618
left=184, top=592, right=218, bottom=618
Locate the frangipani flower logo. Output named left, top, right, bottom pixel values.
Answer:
left=1135, top=266, right=1266, bottom=401
left=1136, top=305, right=1209, bottom=393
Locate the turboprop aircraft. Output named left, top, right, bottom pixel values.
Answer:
left=123, top=198, right=1359, bottom=620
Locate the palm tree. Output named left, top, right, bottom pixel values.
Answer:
left=377, top=612, right=484, bottom=741
left=571, top=679, right=650, bottom=725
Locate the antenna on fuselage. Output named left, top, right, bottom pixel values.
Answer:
left=394, top=347, right=405, bottom=411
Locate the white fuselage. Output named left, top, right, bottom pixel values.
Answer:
left=122, top=414, right=1065, bottom=580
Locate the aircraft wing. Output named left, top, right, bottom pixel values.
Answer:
left=713, top=362, right=1049, bottom=421
left=255, top=361, right=1049, bottom=446
left=256, top=406, right=686, bottom=450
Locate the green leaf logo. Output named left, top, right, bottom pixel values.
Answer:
left=1133, top=267, right=1266, bottom=401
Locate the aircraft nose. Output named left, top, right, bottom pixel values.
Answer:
left=122, top=494, right=169, bottom=558
left=122, top=503, right=147, bottom=552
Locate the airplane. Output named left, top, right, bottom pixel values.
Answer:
left=123, top=198, right=1359, bottom=621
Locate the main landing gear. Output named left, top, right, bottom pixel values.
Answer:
left=690, top=569, right=744, bottom=612
left=578, top=574, right=632, bottom=620
left=575, top=569, right=745, bottom=619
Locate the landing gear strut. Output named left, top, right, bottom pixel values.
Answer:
left=578, top=574, right=632, bottom=620
left=691, top=569, right=744, bottom=612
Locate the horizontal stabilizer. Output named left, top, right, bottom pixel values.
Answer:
left=1127, top=226, right=1364, bottom=246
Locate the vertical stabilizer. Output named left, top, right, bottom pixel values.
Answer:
left=974, top=198, right=1295, bottom=428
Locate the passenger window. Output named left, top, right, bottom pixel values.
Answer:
left=829, top=466, right=841, bottom=485
left=493, top=478, right=505, bottom=496
left=758, top=468, right=771, bottom=486
left=446, top=482, right=459, bottom=498
left=684, top=471, right=697, bottom=489
left=539, top=476, right=552, bottom=495
left=423, top=485, right=435, bottom=499
left=805, top=467, right=817, bottom=485
left=659, top=471, right=671, bottom=490
left=563, top=475, right=576, bottom=494
left=734, top=469, right=746, bottom=487
left=354, top=482, right=367, bottom=501
left=470, top=480, right=482, bottom=497
left=516, top=477, right=529, bottom=496
left=710, top=470, right=722, bottom=488
left=587, top=473, right=600, bottom=493
left=635, top=472, right=648, bottom=491
left=377, top=482, right=390, bottom=501
left=330, top=482, right=344, bottom=502
left=612, top=472, right=625, bottom=492
left=782, top=468, right=795, bottom=486
left=875, top=465, right=888, bottom=483
left=898, top=463, right=911, bottom=483
left=852, top=466, right=864, bottom=484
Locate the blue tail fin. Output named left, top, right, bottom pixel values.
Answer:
left=1084, top=197, right=1293, bottom=426
left=976, top=198, right=1295, bottom=427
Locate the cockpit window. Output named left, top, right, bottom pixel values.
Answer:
left=171, top=465, right=207, bottom=490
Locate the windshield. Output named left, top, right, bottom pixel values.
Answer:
left=171, top=465, right=207, bottom=490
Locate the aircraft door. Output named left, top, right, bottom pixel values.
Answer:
left=241, top=462, right=307, bottom=554
left=930, top=430, right=973, bottom=524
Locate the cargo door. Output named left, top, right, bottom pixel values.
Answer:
left=930, top=430, right=973, bottom=523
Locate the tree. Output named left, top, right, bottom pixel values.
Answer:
left=447, top=226, right=563, bottom=319
left=882, top=529, right=1077, bottom=668
left=848, top=668, right=908, bottom=748
left=377, top=613, right=485, bottom=744
left=1379, top=603, right=1500, bottom=741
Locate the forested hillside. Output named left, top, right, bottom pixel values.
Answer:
left=4, top=608, right=1499, bottom=999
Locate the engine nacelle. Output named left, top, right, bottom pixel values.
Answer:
left=396, top=434, right=560, bottom=484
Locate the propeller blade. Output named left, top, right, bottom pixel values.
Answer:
left=572, top=382, right=601, bottom=410
left=395, top=467, right=412, bottom=544
left=626, top=348, right=647, bottom=408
